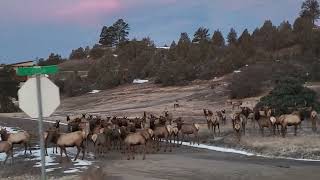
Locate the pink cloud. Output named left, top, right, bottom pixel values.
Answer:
left=0, top=0, right=121, bottom=25
left=56, top=0, right=121, bottom=24
left=0, top=0, right=181, bottom=26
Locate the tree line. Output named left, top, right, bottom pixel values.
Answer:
left=31, top=0, right=320, bottom=95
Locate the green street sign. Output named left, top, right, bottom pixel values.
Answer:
left=17, top=65, right=58, bottom=76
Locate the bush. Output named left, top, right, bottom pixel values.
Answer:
left=256, top=77, right=320, bottom=115
left=88, top=54, right=123, bottom=89
left=229, top=61, right=307, bottom=99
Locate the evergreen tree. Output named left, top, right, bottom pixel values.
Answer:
left=211, top=30, right=225, bottom=47
left=69, top=47, right=86, bottom=60
left=176, top=32, right=191, bottom=58
left=192, top=27, right=210, bottom=43
left=300, top=0, right=320, bottom=25
left=99, top=19, right=130, bottom=47
left=227, top=28, right=237, bottom=46
left=170, top=41, right=177, bottom=49
left=112, top=19, right=130, bottom=45
left=0, top=66, right=19, bottom=112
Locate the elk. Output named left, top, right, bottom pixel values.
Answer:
left=279, top=111, right=303, bottom=137
left=153, top=125, right=172, bottom=152
left=232, top=113, right=247, bottom=134
left=216, top=110, right=227, bottom=125
left=174, top=100, right=180, bottom=110
left=311, top=110, right=318, bottom=132
left=164, top=111, right=173, bottom=125
left=137, top=128, right=154, bottom=153
left=124, top=132, right=148, bottom=160
left=256, top=116, right=273, bottom=136
left=46, top=129, right=86, bottom=162
left=66, top=116, right=81, bottom=132
left=0, top=141, right=13, bottom=164
left=207, top=114, right=220, bottom=136
left=91, top=132, right=108, bottom=158
left=232, top=101, right=242, bottom=110
left=0, top=128, right=32, bottom=156
left=174, top=118, right=200, bottom=145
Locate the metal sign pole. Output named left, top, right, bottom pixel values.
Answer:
left=36, top=74, right=47, bottom=180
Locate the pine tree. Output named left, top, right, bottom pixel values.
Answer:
left=227, top=28, right=237, bottom=46
left=211, top=30, right=225, bottom=47
left=300, top=0, right=320, bottom=25
left=192, top=27, right=210, bottom=43
left=112, top=19, right=130, bottom=45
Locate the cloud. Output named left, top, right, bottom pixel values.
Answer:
left=0, top=0, right=182, bottom=26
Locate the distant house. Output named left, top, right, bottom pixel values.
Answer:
left=8, top=60, right=35, bottom=85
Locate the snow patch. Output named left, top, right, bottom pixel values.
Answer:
left=180, top=142, right=254, bottom=156
left=133, top=79, right=149, bottom=84
left=157, top=46, right=170, bottom=49
left=180, top=141, right=320, bottom=162
left=64, top=168, right=80, bottom=173
left=234, top=70, right=241, bottom=73
left=88, top=90, right=101, bottom=94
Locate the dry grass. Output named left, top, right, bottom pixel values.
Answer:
left=58, top=59, right=94, bottom=71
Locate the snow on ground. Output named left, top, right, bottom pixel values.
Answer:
left=0, top=126, right=94, bottom=174
left=133, top=79, right=149, bottom=84
left=181, top=141, right=320, bottom=162
left=88, top=90, right=101, bottom=94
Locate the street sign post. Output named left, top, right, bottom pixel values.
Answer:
left=17, top=66, right=60, bottom=180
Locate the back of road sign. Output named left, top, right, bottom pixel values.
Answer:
left=18, top=76, right=60, bottom=118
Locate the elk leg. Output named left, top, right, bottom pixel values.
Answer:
left=181, top=134, right=185, bottom=145
left=60, top=147, right=63, bottom=162
left=24, top=143, right=27, bottom=156
left=74, top=146, right=80, bottom=161
left=143, top=144, right=146, bottom=160
left=11, top=147, right=13, bottom=164
left=132, top=145, right=135, bottom=160
left=63, top=148, right=70, bottom=161
left=45, top=143, right=48, bottom=156
left=294, top=125, right=298, bottom=136
left=3, top=152, right=9, bottom=165
left=164, top=138, right=167, bottom=152
left=218, top=124, right=220, bottom=135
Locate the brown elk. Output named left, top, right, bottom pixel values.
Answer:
left=232, top=113, right=247, bottom=134
left=311, top=110, right=318, bottom=132
left=137, top=128, right=154, bottom=153
left=207, top=114, right=220, bottom=136
left=0, top=128, right=32, bottom=156
left=124, top=132, right=148, bottom=160
left=164, top=111, right=173, bottom=125
left=91, top=132, right=108, bottom=158
left=279, top=111, right=303, bottom=137
left=46, top=129, right=86, bottom=162
left=0, top=141, right=13, bottom=164
left=174, top=100, right=180, bottom=110
left=174, top=118, right=200, bottom=145
left=256, top=116, right=273, bottom=136
left=216, top=110, right=227, bottom=125
left=153, top=125, right=172, bottom=152
left=66, top=116, right=81, bottom=132
left=232, top=101, right=242, bottom=110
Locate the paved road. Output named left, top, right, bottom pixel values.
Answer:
left=1, top=116, right=320, bottom=180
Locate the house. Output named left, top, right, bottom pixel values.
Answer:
left=8, top=60, right=35, bottom=85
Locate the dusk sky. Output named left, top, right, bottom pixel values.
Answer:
left=0, top=0, right=303, bottom=64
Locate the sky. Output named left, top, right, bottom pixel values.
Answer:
left=0, top=0, right=304, bottom=64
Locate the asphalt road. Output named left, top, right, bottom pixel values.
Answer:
left=1, top=116, right=320, bottom=180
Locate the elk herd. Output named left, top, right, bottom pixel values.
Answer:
left=204, top=104, right=319, bottom=142
left=0, top=101, right=318, bottom=165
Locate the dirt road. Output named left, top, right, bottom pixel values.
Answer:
left=1, top=117, right=320, bottom=180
